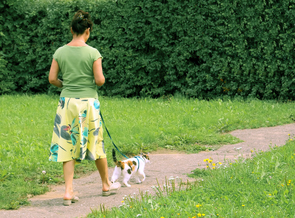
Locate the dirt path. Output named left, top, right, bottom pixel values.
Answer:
left=1, top=123, right=295, bottom=218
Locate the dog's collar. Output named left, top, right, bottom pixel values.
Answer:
left=134, top=156, right=143, bottom=170
left=135, top=155, right=143, bottom=161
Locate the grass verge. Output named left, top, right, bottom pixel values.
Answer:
left=87, top=139, right=295, bottom=217
left=0, top=94, right=294, bottom=209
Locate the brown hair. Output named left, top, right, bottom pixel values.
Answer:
left=70, top=10, right=93, bottom=35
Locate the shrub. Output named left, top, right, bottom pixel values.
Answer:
left=0, top=52, right=16, bottom=94
left=2, top=0, right=295, bottom=99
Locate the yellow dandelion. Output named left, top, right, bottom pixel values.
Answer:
left=242, top=205, right=245, bottom=207
left=250, top=149, right=254, bottom=153
left=291, top=139, right=293, bottom=141
left=212, top=167, right=216, bottom=169
left=289, top=180, right=291, bottom=183
left=230, top=163, right=232, bottom=165
left=209, top=160, right=213, bottom=163
left=206, top=166, right=209, bottom=168
left=281, top=184, right=284, bottom=187
left=230, top=177, right=232, bottom=179
left=219, top=162, right=222, bottom=165
left=202, top=214, right=205, bottom=216
left=269, top=194, right=271, bottom=196
left=212, top=163, right=216, bottom=166
left=197, top=213, right=202, bottom=217
left=203, top=159, right=209, bottom=162
left=196, top=204, right=200, bottom=208
left=161, top=217, right=164, bottom=218
left=177, top=213, right=180, bottom=216
left=121, top=201, right=124, bottom=203
left=288, top=134, right=291, bottom=136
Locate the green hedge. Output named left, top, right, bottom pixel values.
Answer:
left=1, top=0, right=295, bottom=99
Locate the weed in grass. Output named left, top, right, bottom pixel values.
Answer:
left=89, top=204, right=110, bottom=217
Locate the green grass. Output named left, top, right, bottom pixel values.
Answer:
left=88, top=140, right=295, bottom=218
left=0, top=94, right=295, bottom=210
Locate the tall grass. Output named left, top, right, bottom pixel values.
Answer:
left=0, top=94, right=294, bottom=209
left=88, top=140, right=295, bottom=217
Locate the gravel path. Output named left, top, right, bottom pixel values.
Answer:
left=1, top=123, right=295, bottom=218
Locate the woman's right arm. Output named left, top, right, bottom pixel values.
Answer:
left=48, top=58, right=63, bottom=88
left=93, top=58, right=105, bottom=86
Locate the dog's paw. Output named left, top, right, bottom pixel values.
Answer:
left=124, top=183, right=131, bottom=187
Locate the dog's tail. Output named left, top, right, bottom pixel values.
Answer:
left=112, top=149, right=124, bottom=169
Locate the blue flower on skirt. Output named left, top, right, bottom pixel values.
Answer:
left=94, top=100, right=100, bottom=110
left=50, top=143, right=59, bottom=161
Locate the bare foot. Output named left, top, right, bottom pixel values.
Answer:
left=64, top=191, right=76, bottom=200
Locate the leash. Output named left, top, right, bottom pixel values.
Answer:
left=100, top=111, right=129, bottom=159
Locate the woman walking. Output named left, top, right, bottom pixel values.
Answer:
left=48, top=10, right=120, bottom=206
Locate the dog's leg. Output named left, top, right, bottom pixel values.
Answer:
left=111, top=166, right=121, bottom=183
left=122, top=170, right=132, bottom=187
left=138, top=171, right=145, bottom=182
left=122, top=175, right=132, bottom=187
left=134, top=172, right=142, bottom=184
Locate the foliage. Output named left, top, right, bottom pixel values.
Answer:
left=0, top=52, right=16, bottom=94
left=2, top=0, right=295, bottom=99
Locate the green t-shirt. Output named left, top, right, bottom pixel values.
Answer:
left=53, top=45, right=102, bottom=98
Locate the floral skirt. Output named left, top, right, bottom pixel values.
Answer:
left=49, top=97, right=106, bottom=163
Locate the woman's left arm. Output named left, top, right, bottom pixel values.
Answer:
left=48, top=58, right=63, bottom=88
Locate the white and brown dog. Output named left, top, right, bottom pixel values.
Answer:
left=111, top=149, right=150, bottom=187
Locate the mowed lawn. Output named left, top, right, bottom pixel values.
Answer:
left=0, top=94, right=295, bottom=211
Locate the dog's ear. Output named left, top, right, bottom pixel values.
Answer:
left=143, top=154, right=150, bottom=160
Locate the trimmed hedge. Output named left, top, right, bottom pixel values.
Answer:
left=1, top=0, right=295, bottom=99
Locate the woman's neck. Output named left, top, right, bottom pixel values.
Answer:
left=67, top=36, right=87, bottom=46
